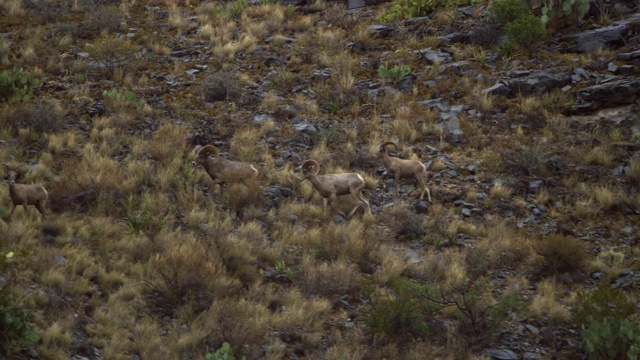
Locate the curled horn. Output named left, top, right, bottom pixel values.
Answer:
left=302, top=159, right=320, bottom=176
left=197, top=145, right=220, bottom=164
left=379, top=141, right=398, bottom=151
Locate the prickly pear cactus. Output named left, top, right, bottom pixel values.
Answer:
left=528, top=0, right=589, bottom=28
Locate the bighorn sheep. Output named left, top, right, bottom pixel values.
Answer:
left=297, top=159, right=371, bottom=218
left=2, top=165, right=48, bottom=221
left=378, top=141, right=432, bottom=202
left=192, top=145, right=259, bottom=190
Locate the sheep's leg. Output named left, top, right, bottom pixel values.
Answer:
left=5, top=204, right=16, bottom=221
left=348, top=189, right=371, bottom=217
left=322, top=198, right=328, bottom=212
left=359, top=191, right=372, bottom=215
left=394, top=174, right=401, bottom=197
left=36, top=202, right=47, bottom=218
left=328, top=194, right=347, bottom=218
left=415, top=174, right=432, bottom=202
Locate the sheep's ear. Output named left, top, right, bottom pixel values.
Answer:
left=194, top=145, right=203, bottom=154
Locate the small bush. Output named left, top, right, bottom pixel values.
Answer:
left=84, top=5, right=122, bottom=37
left=207, top=342, right=246, bottom=360
left=378, top=63, right=411, bottom=84
left=489, top=0, right=532, bottom=23
left=504, top=14, right=546, bottom=50
left=532, top=234, right=587, bottom=276
left=200, top=71, right=242, bottom=102
left=530, top=0, right=590, bottom=28
left=582, top=318, right=640, bottom=360
left=27, top=98, right=66, bottom=134
left=0, top=68, right=40, bottom=103
left=85, top=34, right=140, bottom=80
left=0, top=252, right=39, bottom=353
left=573, top=284, right=636, bottom=329
left=364, top=279, right=433, bottom=341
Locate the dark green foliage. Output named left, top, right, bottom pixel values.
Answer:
left=582, top=318, right=640, bottom=360
left=377, top=0, right=478, bottom=22
left=365, top=277, right=526, bottom=342
left=504, top=14, right=546, bottom=49
left=0, top=68, right=40, bottom=103
left=200, top=71, right=242, bottom=102
left=532, top=235, right=587, bottom=276
left=206, top=342, right=246, bottom=360
left=364, top=279, right=435, bottom=340
left=529, top=0, right=590, bottom=28
left=103, top=88, right=146, bottom=106
left=573, top=284, right=637, bottom=329
left=0, top=252, right=39, bottom=354
left=490, top=0, right=533, bottom=23
left=378, top=63, right=411, bottom=84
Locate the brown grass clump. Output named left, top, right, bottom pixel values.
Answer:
left=145, top=236, right=240, bottom=309
left=531, top=234, right=588, bottom=277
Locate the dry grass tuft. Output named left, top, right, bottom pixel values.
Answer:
left=529, top=280, right=571, bottom=323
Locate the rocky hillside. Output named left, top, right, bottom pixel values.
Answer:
left=0, top=0, right=639, bottom=359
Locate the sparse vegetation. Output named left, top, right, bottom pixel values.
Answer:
left=0, top=0, right=636, bottom=359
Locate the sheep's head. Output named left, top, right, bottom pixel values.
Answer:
left=192, top=145, right=219, bottom=168
left=2, top=164, right=25, bottom=185
left=378, top=141, right=398, bottom=157
left=298, top=160, right=320, bottom=182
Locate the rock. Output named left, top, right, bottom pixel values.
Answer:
left=506, top=69, right=572, bottom=96
left=528, top=179, right=545, bottom=193
left=294, top=123, right=317, bottom=133
left=523, top=352, right=543, bottom=360
left=396, top=76, right=414, bottom=93
left=559, top=13, right=640, bottom=53
left=591, top=272, right=604, bottom=280
left=483, top=82, right=511, bottom=97
left=420, top=48, right=452, bottom=64
left=368, top=25, right=394, bottom=38
left=440, top=60, right=474, bottom=76
left=55, top=255, right=68, bottom=266
left=414, top=201, right=429, bottom=214
left=486, top=348, right=518, bottom=360
left=525, top=324, right=540, bottom=334
left=461, top=208, right=473, bottom=217
left=577, top=78, right=640, bottom=106
left=617, top=49, right=640, bottom=62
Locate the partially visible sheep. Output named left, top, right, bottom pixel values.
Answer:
left=378, top=141, right=431, bottom=202
left=192, top=145, right=259, bottom=190
left=297, top=159, right=371, bottom=218
left=2, top=165, right=48, bottom=221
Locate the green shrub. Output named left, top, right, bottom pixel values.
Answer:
left=0, top=68, right=40, bottom=103
left=0, top=252, right=39, bottom=354
left=365, top=277, right=526, bottom=342
left=364, top=279, right=434, bottom=340
left=573, top=284, right=636, bottom=329
left=532, top=234, right=587, bottom=276
left=377, top=0, right=478, bottom=22
left=103, top=88, right=145, bottom=106
left=504, top=13, right=546, bottom=49
left=378, top=63, right=411, bottom=84
left=529, top=0, right=590, bottom=28
left=206, top=342, right=246, bottom=360
left=582, top=318, right=640, bottom=360
left=490, top=0, right=533, bottom=23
